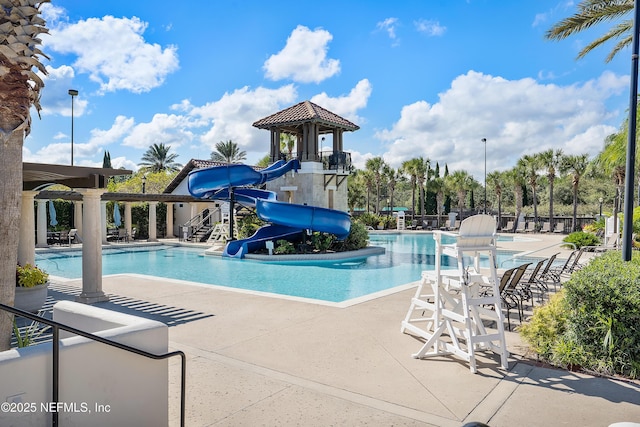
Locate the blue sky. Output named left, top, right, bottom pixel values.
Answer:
left=26, top=0, right=631, bottom=182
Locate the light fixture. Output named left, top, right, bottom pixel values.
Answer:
left=68, top=89, right=78, bottom=165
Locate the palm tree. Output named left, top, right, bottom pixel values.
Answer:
left=487, top=171, right=505, bottom=229
left=429, top=176, right=446, bottom=227
left=415, top=158, right=430, bottom=226
left=139, top=143, right=182, bottom=173
left=546, top=0, right=634, bottom=63
left=594, top=134, right=627, bottom=228
left=445, top=170, right=473, bottom=220
left=211, top=140, right=247, bottom=164
left=280, top=133, right=296, bottom=160
left=401, top=159, right=418, bottom=221
left=505, top=166, right=526, bottom=232
left=0, top=0, right=49, bottom=350
left=562, top=154, right=590, bottom=231
left=358, top=169, right=375, bottom=213
left=383, top=165, right=403, bottom=219
left=517, top=154, right=542, bottom=226
left=365, top=156, right=386, bottom=214
left=539, top=149, right=564, bottom=231
left=347, top=171, right=366, bottom=214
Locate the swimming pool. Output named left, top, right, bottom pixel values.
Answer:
left=36, top=233, right=532, bottom=303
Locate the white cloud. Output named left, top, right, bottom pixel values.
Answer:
left=414, top=19, right=446, bottom=37
left=190, top=85, right=298, bottom=161
left=375, top=70, right=627, bottom=181
left=24, top=115, right=135, bottom=165
left=263, top=25, right=340, bottom=83
left=45, top=15, right=179, bottom=93
left=122, top=114, right=202, bottom=149
left=310, top=79, right=372, bottom=125
left=39, top=65, right=88, bottom=116
left=377, top=17, right=399, bottom=40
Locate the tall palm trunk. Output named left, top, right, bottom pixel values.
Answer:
left=436, top=192, right=443, bottom=227
left=572, top=183, right=579, bottom=231
left=548, top=177, right=555, bottom=230
left=0, top=130, right=22, bottom=350
left=0, top=0, right=50, bottom=350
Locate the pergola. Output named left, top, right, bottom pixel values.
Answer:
left=21, top=163, right=200, bottom=304
left=252, top=100, right=359, bottom=163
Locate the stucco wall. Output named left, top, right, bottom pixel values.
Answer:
left=0, top=301, right=169, bottom=427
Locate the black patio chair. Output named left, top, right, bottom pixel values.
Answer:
left=499, top=262, right=531, bottom=331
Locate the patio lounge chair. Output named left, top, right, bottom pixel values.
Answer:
left=539, top=222, right=551, bottom=233
left=530, top=253, right=560, bottom=296
left=515, top=221, right=526, bottom=233
left=553, top=222, right=564, bottom=233
left=504, top=221, right=515, bottom=232
left=524, top=221, right=536, bottom=232
left=499, top=262, right=531, bottom=330
left=546, top=248, right=585, bottom=284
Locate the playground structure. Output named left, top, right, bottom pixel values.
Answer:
left=187, top=159, right=351, bottom=258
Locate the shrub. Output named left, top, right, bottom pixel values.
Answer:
left=310, top=232, right=334, bottom=252
left=356, top=212, right=380, bottom=228
left=332, top=221, right=369, bottom=252
left=562, top=231, right=601, bottom=249
left=274, top=239, right=296, bottom=254
left=520, top=251, right=640, bottom=378
left=237, top=212, right=264, bottom=239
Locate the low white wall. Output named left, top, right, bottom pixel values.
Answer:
left=0, top=301, right=169, bottom=427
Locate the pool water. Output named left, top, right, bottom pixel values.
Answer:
left=36, top=234, right=530, bottom=303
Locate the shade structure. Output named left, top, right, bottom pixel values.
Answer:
left=48, top=200, right=58, bottom=227
left=113, top=202, right=121, bottom=227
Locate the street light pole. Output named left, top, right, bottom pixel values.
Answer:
left=599, top=197, right=603, bottom=217
left=482, top=138, right=487, bottom=214
left=68, top=89, right=78, bottom=166
left=142, top=174, right=147, bottom=194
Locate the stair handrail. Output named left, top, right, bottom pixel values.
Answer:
left=0, top=302, right=186, bottom=427
left=182, top=207, right=220, bottom=240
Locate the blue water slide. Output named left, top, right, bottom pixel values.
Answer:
left=187, top=158, right=351, bottom=257
left=223, top=224, right=302, bottom=258
left=188, top=159, right=300, bottom=198
left=255, top=199, right=351, bottom=240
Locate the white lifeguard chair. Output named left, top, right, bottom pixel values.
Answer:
left=401, top=214, right=509, bottom=373
left=206, top=203, right=237, bottom=248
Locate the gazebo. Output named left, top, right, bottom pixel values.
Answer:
left=252, top=101, right=359, bottom=212
left=253, top=100, right=359, bottom=164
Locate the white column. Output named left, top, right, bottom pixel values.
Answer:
left=36, top=199, right=48, bottom=248
left=165, top=202, right=174, bottom=237
left=74, top=201, right=83, bottom=238
left=100, top=200, right=108, bottom=244
left=124, top=202, right=132, bottom=238
left=76, top=188, right=108, bottom=304
left=18, top=191, right=37, bottom=266
left=148, top=201, right=158, bottom=241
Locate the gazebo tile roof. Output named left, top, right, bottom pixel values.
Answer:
left=252, top=100, right=359, bottom=131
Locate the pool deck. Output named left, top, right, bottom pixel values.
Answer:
left=44, top=232, right=639, bottom=426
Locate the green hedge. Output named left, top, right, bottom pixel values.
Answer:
left=520, top=251, right=640, bottom=378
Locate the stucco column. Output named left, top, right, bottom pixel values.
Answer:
left=18, top=191, right=37, bottom=266
left=100, top=200, right=108, bottom=244
left=76, top=188, right=108, bottom=304
left=165, top=202, right=174, bottom=237
left=148, top=201, right=158, bottom=241
left=36, top=199, right=48, bottom=248
left=124, top=202, right=132, bottom=238
left=74, top=201, right=83, bottom=238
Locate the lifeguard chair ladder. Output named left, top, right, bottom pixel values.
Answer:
left=401, top=214, right=509, bottom=373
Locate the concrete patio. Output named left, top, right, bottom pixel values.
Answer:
left=38, top=231, right=640, bottom=426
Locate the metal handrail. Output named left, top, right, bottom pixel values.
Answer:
left=182, top=207, right=219, bottom=240
left=0, top=303, right=186, bottom=427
